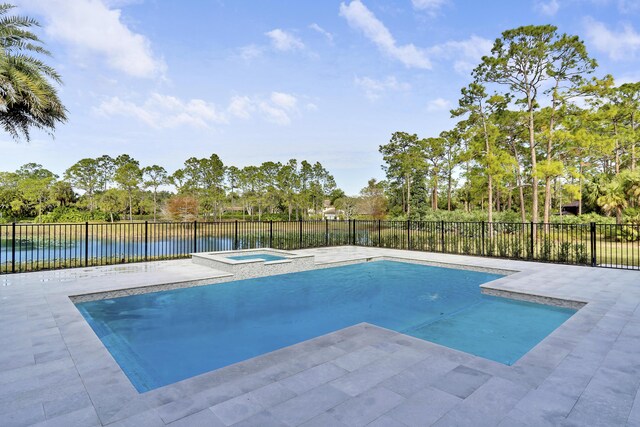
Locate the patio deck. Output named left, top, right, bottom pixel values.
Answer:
left=1, top=246, right=639, bottom=426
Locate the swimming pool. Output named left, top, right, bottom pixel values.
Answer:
left=76, top=261, right=576, bottom=392
left=227, top=253, right=288, bottom=262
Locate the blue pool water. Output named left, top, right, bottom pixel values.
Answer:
left=227, top=253, right=287, bottom=262
left=76, top=261, right=576, bottom=392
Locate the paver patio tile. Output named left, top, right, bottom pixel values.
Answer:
left=328, top=386, right=405, bottom=426
left=386, top=385, right=461, bottom=427
left=380, top=357, right=458, bottom=398
left=366, top=415, right=407, bottom=427
left=431, top=365, right=492, bottom=399
left=210, top=393, right=264, bottom=426
left=246, top=382, right=296, bottom=408
left=32, top=406, right=100, bottom=427
left=269, top=384, right=349, bottom=426
left=432, top=376, right=530, bottom=427
left=280, top=361, right=348, bottom=395
left=164, top=409, right=225, bottom=427
left=230, top=410, right=288, bottom=427
left=332, top=345, right=388, bottom=372
left=1, top=402, right=46, bottom=427
left=42, top=390, right=93, bottom=419
left=299, top=412, right=348, bottom=427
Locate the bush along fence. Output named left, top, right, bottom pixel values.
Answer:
left=1, top=220, right=639, bottom=274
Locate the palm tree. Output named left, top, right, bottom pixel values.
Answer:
left=0, top=4, right=66, bottom=141
left=597, top=180, right=627, bottom=224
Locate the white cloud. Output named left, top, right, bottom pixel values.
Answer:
left=265, top=29, right=305, bottom=51
left=339, top=0, right=431, bottom=69
left=427, top=98, right=451, bottom=111
left=258, top=102, right=292, bottom=125
left=238, top=44, right=264, bottom=60
left=227, top=96, right=255, bottom=119
left=96, top=93, right=227, bottom=129
left=258, top=92, right=301, bottom=125
left=411, top=0, right=448, bottom=13
left=428, top=35, right=493, bottom=74
left=309, top=23, right=334, bottom=42
left=97, top=92, right=303, bottom=128
left=18, top=0, right=164, bottom=78
left=584, top=17, right=640, bottom=60
left=354, top=75, right=410, bottom=100
left=270, top=92, right=298, bottom=110
left=534, top=0, right=560, bottom=15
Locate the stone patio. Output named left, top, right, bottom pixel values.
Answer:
left=1, top=246, right=639, bottom=426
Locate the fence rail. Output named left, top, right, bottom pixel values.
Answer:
left=1, top=220, right=639, bottom=274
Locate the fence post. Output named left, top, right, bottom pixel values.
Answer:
left=529, top=221, right=534, bottom=260
left=590, top=222, right=597, bottom=267
left=11, top=222, right=16, bottom=273
left=193, top=220, right=197, bottom=253
left=299, top=219, right=303, bottom=248
left=348, top=219, right=351, bottom=246
left=325, top=219, right=329, bottom=246
left=407, top=220, right=411, bottom=250
left=378, top=219, right=382, bottom=247
left=269, top=220, right=273, bottom=248
left=144, top=221, right=148, bottom=261
left=480, top=221, right=486, bottom=256
left=85, top=222, right=89, bottom=266
left=234, top=220, right=239, bottom=250
left=353, top=220, right=357, bottom=245
left=441, top=220, right=446, bottom=253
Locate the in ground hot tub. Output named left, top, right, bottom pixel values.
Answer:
left=191, top=248, right=315, bottom=279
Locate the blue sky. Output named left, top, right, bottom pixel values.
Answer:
left=2, top=0, right=639, bottom=194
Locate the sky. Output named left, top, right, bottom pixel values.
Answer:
left=1, top=0, right=640, bottom=194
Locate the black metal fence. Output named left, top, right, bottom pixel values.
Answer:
left=1, top=220, right=639, bottom=274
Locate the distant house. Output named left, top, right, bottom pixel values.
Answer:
left=322, top=207, right=338, bottom=220
left=561, top=201, right=580, bottom=216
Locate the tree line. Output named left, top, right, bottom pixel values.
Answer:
left=0, top=155, right=344, bottom=223
left=379, top=25, right=640, bottom=225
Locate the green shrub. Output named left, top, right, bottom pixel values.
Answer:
left=558, top=242, right=572, bottom=263
left=511, top=240, right=523, bottom=259
left=497, top=239, right=509, bottom=257
left=36, top=207, right=114, bottom=223
left=540, top=238, right=554, bottom=261
left=574, top=243, right=588, bottom=264
left=619, top=226, right=640, bottom=242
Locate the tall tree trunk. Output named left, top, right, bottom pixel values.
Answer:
left=615, top=122, right=620, bottom=176
left=153, top=190, right=157, bottom=222
left=632, top=113, right=637, bottom=171
left=432, top=175, right=438, bottom=211
left=447, top=169, right=452, bottom=211
left=528, top=102, right=539, bottom=225
left=578, top=162, right=583, bottom=215
left=543, top=99, right=556, bottom=225
left=129, top=192, right=133, bottom=221
left=481, top=108, right=493, bottom=224
left=406, top=174, right=411, bottom=217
